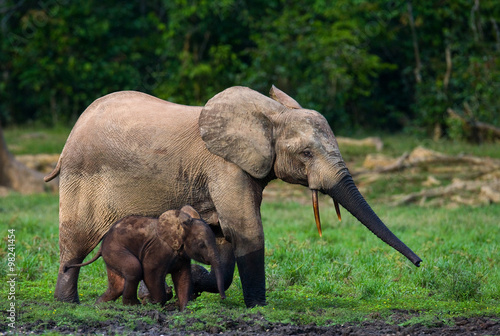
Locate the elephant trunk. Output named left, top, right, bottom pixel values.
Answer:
left=191, top=237, right=235, bottom=296
left=211, top=257, right=226, bottom=300
left=327, top=175, right=422, bottom=267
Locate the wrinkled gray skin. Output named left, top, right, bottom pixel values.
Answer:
left=64, top=205, right=225, bottom=311
left=46, top=86, right=422, bottom=308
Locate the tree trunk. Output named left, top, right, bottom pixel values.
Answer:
left=407, top=1, right=422, bottom=84
left=447, top=108, right=500, bottom=143
left=0, top=125, right=58, bottom=194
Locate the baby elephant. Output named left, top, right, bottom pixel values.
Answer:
left=65, top=205, right=226, bottom=311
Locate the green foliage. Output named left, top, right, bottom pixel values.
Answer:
left=1, top=1, right=154, bottom=124
left=404, top=0, right=500, bottom=137
left=244, top=0, right=394, bottom=130
left=2, top=0, right=498, bottom=135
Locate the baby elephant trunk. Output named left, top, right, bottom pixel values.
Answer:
left=211, top=256, right=226, bottom=300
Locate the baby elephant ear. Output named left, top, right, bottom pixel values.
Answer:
left=199, top=86, right=282, bottom=179
left=158, top=210, right=188, bottom=251
left=180, top=205, right=201, bottom=219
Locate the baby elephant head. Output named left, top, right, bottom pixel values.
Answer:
left=158, top=205, right=226, bottom=300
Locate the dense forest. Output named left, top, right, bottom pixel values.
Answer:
left=1, top=0, right=499, bottom=139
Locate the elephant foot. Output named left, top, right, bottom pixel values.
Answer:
left=236, top=249, right=266, bottom=308
left=122, top=297, right=141, bottom=305
left=54, top=267, right=81, bottom=303
left=138, top=281, right=173, bottom=305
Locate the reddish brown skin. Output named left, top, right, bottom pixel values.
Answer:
left=66, top=208, right=225, bottom=311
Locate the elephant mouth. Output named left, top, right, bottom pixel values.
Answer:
left=311, top=189, right=341, bottom=237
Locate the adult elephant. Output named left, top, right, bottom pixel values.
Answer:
left=45, top=86, right=422, bottom=308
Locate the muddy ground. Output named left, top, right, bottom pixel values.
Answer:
left=7, top=307, right=500, bottom=336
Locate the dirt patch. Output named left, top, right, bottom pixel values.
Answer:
left=16, top=153, right=60, bottom=174
left=8, top=308, right=499, bottom=335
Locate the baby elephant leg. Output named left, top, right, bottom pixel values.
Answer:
left=138, top=280, right=173, bottom=305
left=97, top=268, right=124, bottom=303
left=121, top=258, right=143, bottom=305
left=171, top=263, right=193, bottom=311
left=142, top=275, right=170, bottom=306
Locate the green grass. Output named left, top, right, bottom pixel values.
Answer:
left=1, top=126, right=499, bottom=333
left=1, top=193, right=499, bottom=332
left=3, top=125, right=70, bottom=155
left=264, top=202, right=499, bottom=312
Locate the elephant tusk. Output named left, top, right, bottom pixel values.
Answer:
left=312, top=190, right=322, bottom=237
left=334, top=200, right=342, bottom=221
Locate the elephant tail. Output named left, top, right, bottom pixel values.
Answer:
left=44, top=156, right=61, bottom=182
left=64, top=248, right=102, bottom=272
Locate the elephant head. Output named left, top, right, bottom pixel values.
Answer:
left=199, top=86, right=421, bottom=267
left=158, top=205, right=226, bottom=299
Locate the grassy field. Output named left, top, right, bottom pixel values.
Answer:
left=1, top=126, right=499, bottom=334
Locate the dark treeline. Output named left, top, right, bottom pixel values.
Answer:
left=1, top=0, right=499, bottom=138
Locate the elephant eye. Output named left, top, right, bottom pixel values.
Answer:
left=302, top=150, right=313, bottom=158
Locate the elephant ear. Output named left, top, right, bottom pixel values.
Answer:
left=180, top=205, right=201, bottom=219
left=199, top=86, right=283, bottom=179
left=158, top=210, right=189, bottom=251
left=269, top=85, right=302, bottom=109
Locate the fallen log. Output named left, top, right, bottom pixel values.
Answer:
left=390, top=178, right=500, bottom=206
left=354, top=146, right=500, bottom=207
left=337, top=136, right=383, bottom=151
left=448, top=108, right=500, bottom=143
left=356, top=146, right=500, bottom=176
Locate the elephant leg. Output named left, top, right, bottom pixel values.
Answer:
left=209, top=172, right=267, bottom=308
left=143, top=274, right=168, bottom=305
left=138, top=280, right=173, bottom=304
left=191, top=237, right=235, bottom=296
left=121, top=259, right=143, bottom=305
left=223, top=215, right=266, bottom=308
left=97, top=268, right=124, bottom=303
left=171, top=263, right=193, bottom=311
left=122, top=281, right=141, bottom=305
left=236, top=248, right=266, bottom=308
left=55, top=256, right=84, bottom=303
left=55, top=220, right=98, bottom=303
